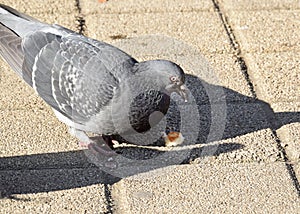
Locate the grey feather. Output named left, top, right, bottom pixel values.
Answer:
left=0, top=4, right=187, bottom=146
left=0, top=24, right=23, bottom=75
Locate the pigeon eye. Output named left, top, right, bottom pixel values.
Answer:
left=170, top=76, right=177, bottom=82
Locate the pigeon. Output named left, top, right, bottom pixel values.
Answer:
left=0, top=4, right=188, bottom=156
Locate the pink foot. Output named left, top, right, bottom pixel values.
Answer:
left=78, top=141, right=89, bottom=148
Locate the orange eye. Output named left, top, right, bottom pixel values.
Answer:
left=170, top=76, right=177, bottom=82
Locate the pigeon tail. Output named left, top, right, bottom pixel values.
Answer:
left=0, top=4, right=43, bottom=37
left=0, top=22, right=24, bottom=77
left=0, top=4, right=49, bottom=84
left=0, top=4, right=41, bottom=79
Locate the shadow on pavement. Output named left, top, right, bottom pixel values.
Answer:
left=0, top=142, right=242, bottom=197
left=0, top=74, right=299, bottom=197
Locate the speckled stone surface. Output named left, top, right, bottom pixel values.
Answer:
left=0, top=0, right=299, bottom=213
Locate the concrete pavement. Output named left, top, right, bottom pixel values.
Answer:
left=0, top=0, right=299, bottom=213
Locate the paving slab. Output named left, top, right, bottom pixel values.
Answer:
left=1, top=1, right=78, bottom=32
left=219, top=0, right=300, bottom=10
left=188, top=102, right=282, bottom=164
left=0, top=67, right=45, bottom=110
left=201, top=53, right=253, bottom=99
left=271, top=102, right=300, bottom=127
left=112, top=162, right=300, bottom=213
left=172, top=53, right=253, bottom=102
left=271, top=101, right=300, bottom=113
left=81, top=0, right=214, bottom=14
left=8, top=0, right=77, bottom=14
left=224, top=10, right=300, bottom=53
left=270, top=102, right=300, bottom=162
left=0, top=109, right=78, bottom=157
left=277, top=123, right=300, bottom=162
left=198, top=128, right=282, bottom=164
left=0, top=169, right=112, bottom=213
left=245, top=52, right=300, bottom=103
left=84, top=11, right=232, bottom=54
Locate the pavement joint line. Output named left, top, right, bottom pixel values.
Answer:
left=211, top=0, right=257, bottom=99
left=104, top=184, right=114, bottom=214
left=212, top=0, right=300, bottom=197
left=271, top=129, right=300, bottom=197
left=75, top=0, right=86, bottom=35
left=261, top=102, right=300, bottom=197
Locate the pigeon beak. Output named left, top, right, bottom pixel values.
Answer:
left=178, top=84, right=188, bottom=102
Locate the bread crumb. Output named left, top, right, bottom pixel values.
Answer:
left=162, top=131, right=184, bottom=147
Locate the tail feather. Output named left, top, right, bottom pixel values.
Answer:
left=0, top=4, right=44, bottom=85
left=0, top=4, right=44, bottom=37
left=0, top=23, right=24, bottom=77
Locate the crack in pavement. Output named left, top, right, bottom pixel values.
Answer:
left=75, top=0, right=86, bottom=35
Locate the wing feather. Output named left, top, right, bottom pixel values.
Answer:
left=0, top=24, right=23, bottom=76
left=22, top=31, right=131, bottom=124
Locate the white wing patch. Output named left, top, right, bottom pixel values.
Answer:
left=32, top=47, right=45, bottom=93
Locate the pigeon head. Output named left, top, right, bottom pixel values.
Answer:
left=133, top=60, right=188, bottom=102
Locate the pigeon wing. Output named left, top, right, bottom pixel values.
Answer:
left=23, top=31, right=124, bottom=124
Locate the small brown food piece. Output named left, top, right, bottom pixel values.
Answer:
left=162, top=131, right=185, bottom=147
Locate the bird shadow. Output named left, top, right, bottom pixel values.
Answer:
left=0, top=74, right=299, bottom=198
